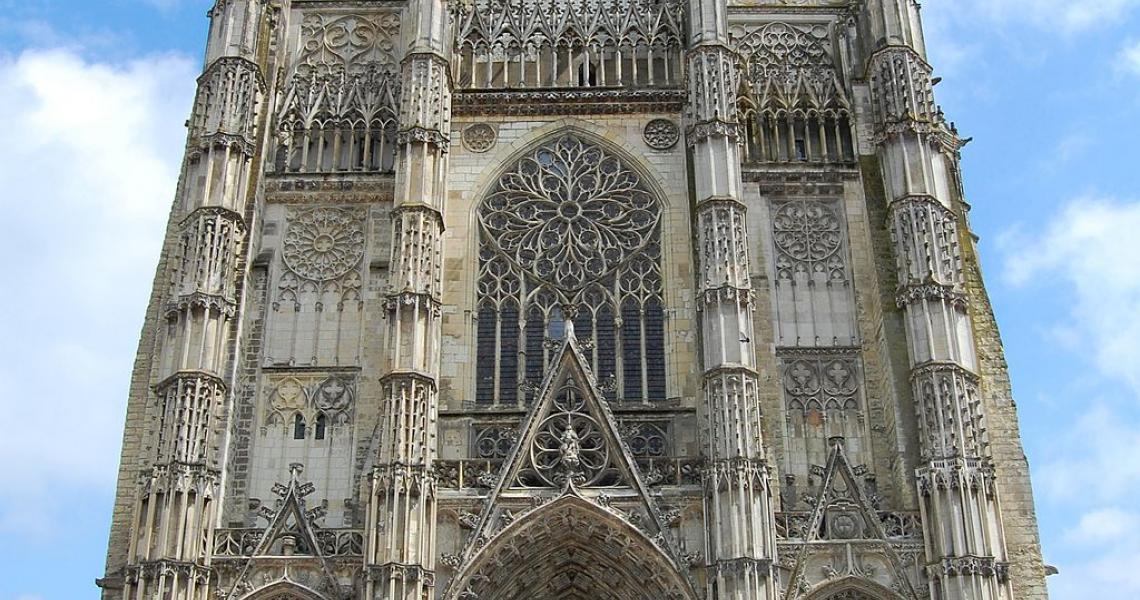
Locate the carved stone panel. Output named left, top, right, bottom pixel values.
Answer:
left=283, top=207, right=367, bottom=283
left=772, top=199, right=846, bottom=283
left=768, top=199, right=858, bottom=347
left=296, top=13, right=401, bottom=75
left=275, top=10, right=403, bottom=173
left=268, top=207, right=366, bottom=367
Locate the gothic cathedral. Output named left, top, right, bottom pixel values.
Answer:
left=98, top=1, right=1050, bottom=599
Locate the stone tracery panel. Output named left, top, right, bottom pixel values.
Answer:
left=267, top=207, right=366, bottom=367
left=772, top=199, right=846, bottom=283
left=779, top=352, right=867, bottom=508
left=510, top=377, right=629, bottom=488
left=451, top=0, right=685, bottom=91
left=768, top=199, right=857, bottom=347
left=475, top=134, right=666, bottom=405
left=249, top=373, right=358, bottom=528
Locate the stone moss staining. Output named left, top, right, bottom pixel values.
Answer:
left=98, top=1, right=1049, bottom=599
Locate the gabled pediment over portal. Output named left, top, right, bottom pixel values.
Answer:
left=222, top=465, right=343, bottom=600
left=454, top=327, right=685, bottom=566
left=783, top=442, right=922, bottom=600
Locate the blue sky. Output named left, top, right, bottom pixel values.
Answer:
left=0, top=1, right=1138, bottom=598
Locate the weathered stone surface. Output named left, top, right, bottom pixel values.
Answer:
left=99, top=1, right=1049, bottom=599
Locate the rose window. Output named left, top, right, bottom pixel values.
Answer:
left=283, top=207, right=366, bottom=281
left=479, top=135, right=661, bottom=293
left=475, top=134, right=667, bottom=406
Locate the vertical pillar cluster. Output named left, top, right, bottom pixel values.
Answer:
left=120, top=1, right=267, bottom=598
left=687, top=2, right=778, bottom=599
left=364, top=1, right=450, bottom=599
left=868, top=2, right=1012, bottom=598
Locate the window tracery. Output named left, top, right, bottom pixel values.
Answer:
left=476, top=134, right=665, bottom=405
left=772, top=199, right=847, bottom=283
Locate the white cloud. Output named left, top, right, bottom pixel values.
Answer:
left=0, top=48, right=196, bottom=533
left=1064, top=508, right=1140, bottom=545
left=1035, top=405, right=1140, bottom=505
left=1003, top=199, right=1140, bottom=598
left=1003, top=198, right=1140, bottom=392
left=1050, top=522, right=1140, bottom=600
left=1116, top=39, right=1140, bottom=76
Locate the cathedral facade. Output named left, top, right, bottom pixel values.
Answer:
left=98, top=1, right=1050, bottom=599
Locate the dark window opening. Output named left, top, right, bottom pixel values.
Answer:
left=314, top=413, right=327, bottom=440
left=293, top=414, right=306, bottom=440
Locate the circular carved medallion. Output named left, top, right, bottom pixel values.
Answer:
left=283, top=207, right=365, bottom=281
left=462, top=123, right=498, bottom=153
left=643, top=118, right=679, bottom=150
left=530, top=384, right=611, bottom=486
left=771, top=201, right=842, bottom=264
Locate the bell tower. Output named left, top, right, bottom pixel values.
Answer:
left=99, top=1, right=1050, bottom=599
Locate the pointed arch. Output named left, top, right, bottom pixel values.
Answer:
left=473, top=127, right=668, bottom=407
left=240, top=581, right=328, bottom=600
left=803, top=576, right=908, bottom=600
left=445, top=494, right=697, bottom=600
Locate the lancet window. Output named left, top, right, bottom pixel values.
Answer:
left=450, top=0, right=685, bottom=90
left=731, top=22, right=855, bottom=164
left=475, top=134, right=666, bottom=406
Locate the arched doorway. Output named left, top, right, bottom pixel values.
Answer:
left=804, top=576, right=907, bottom=600
left=240, top=581, right=328, bottom=600
left=447, top=495, right=696, bottom=600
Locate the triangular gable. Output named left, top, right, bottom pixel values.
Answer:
left=784, top=442, right=921, bottom=600
left=224, top=464, right=341, bottom=599
left=460, top=326, right=679, bottom=561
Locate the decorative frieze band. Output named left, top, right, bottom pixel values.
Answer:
left=928, top=555, right=1010, bottom=582
left=895, top=283, right=969, bottom=310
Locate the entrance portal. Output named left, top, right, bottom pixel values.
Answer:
left=447, top=495, right=696, bottom=600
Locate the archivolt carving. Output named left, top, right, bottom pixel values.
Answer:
left=446, top=496, right=696, bottom=600
left=282, top=207, right=366, bottom=282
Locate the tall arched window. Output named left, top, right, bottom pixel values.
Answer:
left=476, top=134, right=666, bottom=406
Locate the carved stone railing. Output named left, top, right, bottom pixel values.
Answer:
left=212, top=528, right=365, bottom=558
left=450, top=0, right=685, bottom=91
left=435, top=456, right=704, bottom=489
left=775, top=511, right=924, bottom=541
